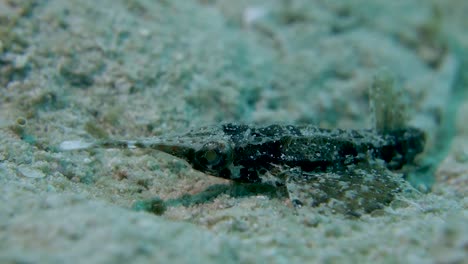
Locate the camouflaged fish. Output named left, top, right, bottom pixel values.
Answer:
left=59, top=74, right=426, bottom=214
left=60, top=124, right=424, bottom=212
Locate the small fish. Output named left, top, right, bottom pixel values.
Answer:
left=59, top=73, right=426, bottom=214
left=60, top=123, right=425, bottom=213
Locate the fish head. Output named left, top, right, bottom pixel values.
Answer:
left=382, top=127, right=426, bottom=169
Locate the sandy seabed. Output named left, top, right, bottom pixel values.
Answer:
left=1, top=1, right=467, bottom=263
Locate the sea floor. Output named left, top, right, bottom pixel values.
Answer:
left=0, top=0, right=467, bottom=263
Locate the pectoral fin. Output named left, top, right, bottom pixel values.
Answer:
left=285, top=163, right=407, bottom=215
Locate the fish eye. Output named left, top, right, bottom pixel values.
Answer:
left=204, top=149, right=219, bottom=164
left=195, top=141, right=232, bottom=169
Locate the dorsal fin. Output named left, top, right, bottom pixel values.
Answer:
left=369, top=70, right=407, bottom=133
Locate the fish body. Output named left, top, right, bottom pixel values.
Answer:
left=61, top=123, right=425, bottom=214
left=59, top=72, right=424, bottom=214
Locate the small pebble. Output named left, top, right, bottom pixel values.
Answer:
left=133, top=197, right=167, bottom=215
left=17, top=165, right=46, bottom=179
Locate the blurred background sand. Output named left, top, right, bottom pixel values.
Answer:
left=1, top=1, right=467, bottom=263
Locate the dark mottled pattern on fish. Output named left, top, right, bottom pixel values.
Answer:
left=220, top=124, right=424, bottom=185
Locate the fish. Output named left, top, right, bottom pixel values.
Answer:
left=59, top=123, right=425, bottom=214
left=59, top=73, right=426, bottom=214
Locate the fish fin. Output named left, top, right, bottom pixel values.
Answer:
left=285, top=162, right=407, bottom=215
left=369, top=70, right=408, bottom=133
left=59, top=139, right=138, bottom=151
left=59, top=140, right=95, bottom=151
